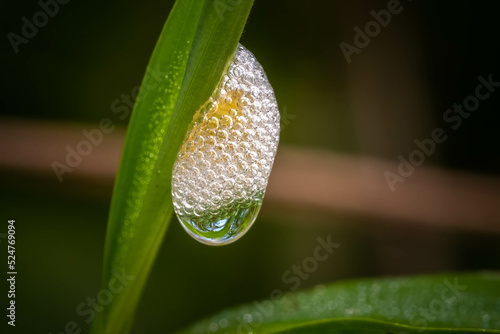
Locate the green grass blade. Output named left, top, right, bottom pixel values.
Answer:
left=180, top=272, right=500, bottom=334
left=91, top=1, right=254, bottom=333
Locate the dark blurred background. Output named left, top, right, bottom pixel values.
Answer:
left=1, top=0, right=499, bottom=333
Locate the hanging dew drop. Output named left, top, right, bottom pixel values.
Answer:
left=172, top=44, right=280, bottom=245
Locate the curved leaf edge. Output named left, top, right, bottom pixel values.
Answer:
left=269, top=317, right=500, bottom=334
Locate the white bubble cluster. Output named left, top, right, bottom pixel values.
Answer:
left=172, top=44, right=280, bottom=245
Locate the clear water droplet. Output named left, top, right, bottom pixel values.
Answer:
left=172, top=44, right=280, bottom=245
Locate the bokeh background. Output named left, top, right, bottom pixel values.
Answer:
left=1, top=0, right=500, bottom=333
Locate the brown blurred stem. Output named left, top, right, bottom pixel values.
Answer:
left=1, top=118, right=499, bottom=233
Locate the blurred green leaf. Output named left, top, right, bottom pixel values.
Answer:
left=181, top=272, right=500, bottom=333
left=91, top=1, right=254, bottom=333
